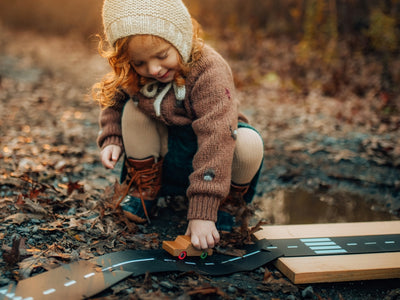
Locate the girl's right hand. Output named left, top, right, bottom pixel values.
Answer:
left=100, top=145, right=122, bottom=169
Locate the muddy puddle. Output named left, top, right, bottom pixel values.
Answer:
left=254, top=188, right=398, bottom=225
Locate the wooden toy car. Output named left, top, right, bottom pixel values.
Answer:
left=162, top=235, right=213, bottom=260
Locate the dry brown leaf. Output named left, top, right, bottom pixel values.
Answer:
left=41, top=219, right=65, bottom=230
left=263, top=267, right=273, bottom=282
left=2, top=237, right=30, bottom=266
left=16, top=197, right=48, bottom=215
left=18, top=256, right=62, bottom=279
left=333, top=149, right=357, bottom=162
left=79, top=248, right=94, bottom=260
left=133, top=287, right=170, bottom=300
left=5, top=213, right=43, bottom=225
left=67, top=181, right=85, bottom=195
left=259, top=277, right=298, bottom=294
left=248, top=220, right=270, bottom=236
left=68, top=217, right=84, bottom=229
left=187, top=285, right=227, bottom=298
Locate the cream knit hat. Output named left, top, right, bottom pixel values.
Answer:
left=102, top=0, right=193, bottom=63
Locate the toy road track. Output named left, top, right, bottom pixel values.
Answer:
left=1, top=221, right=400, bottom=299
left=0, top=239, right=282, bottom=300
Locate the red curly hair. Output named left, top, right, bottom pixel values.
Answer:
left=92, top=18, right=204, bottom=108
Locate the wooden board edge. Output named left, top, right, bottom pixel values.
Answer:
left=275, top=253, right=400, bottom=284
left=254, top=221, right=400, bottom=240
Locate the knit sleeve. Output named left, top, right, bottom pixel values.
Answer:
left=97, top=93, right=128, bottom=151
left=186, top=50, right=239, bottom=222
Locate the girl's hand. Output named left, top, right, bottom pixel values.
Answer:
left=185, top=219, right=220, bottom=249
left=100, top=145, right=122, bottom=169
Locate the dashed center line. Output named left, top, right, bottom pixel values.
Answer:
left=102, top=258, right=155, bottom=272
left=64, top=280, right=77, bottom=287
left=84, top=272, right=95, bottom=279
left=43, top=288, right=56, bottom=295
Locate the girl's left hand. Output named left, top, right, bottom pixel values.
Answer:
left=185, top=219, right=220, bottom=249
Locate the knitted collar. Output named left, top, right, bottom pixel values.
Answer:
left=140, top=81, right=186, bottom=116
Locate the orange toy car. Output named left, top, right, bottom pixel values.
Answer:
left=162, top=235, right=213, bottom=260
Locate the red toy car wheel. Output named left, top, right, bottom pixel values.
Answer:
left=178, top=251, right=187, bottom=260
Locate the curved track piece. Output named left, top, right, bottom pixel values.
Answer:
left=0, top=239, right=282, bottom=300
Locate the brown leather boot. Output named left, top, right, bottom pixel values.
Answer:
left=216, top=183, right=250, bottom=232
left=117, top=156, right=163, bottom=223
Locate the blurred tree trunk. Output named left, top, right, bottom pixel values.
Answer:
left=297, top=0, right=338, bottom=64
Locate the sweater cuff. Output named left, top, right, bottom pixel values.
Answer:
left=187, top=196, right=221, bottom=222
left=99, top=136, right=123, bottom=151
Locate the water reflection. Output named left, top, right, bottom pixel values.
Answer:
left=254, top=189, right=398, bottom=225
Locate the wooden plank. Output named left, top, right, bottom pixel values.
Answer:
left=254, top=221, right=400, bottom=284
left=254, top=221, right=400, bottom=240
left=275, top=253, right=400, bottom=284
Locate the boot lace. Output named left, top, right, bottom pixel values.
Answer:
left=115, top=162, right=162, bottom=223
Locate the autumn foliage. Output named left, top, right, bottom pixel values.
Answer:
left=0, top=0, right=398, bottom=110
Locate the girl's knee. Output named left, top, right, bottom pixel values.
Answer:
left=231, top=127, right=264, bottom=185
left=235, top=127, right=264, bottom=163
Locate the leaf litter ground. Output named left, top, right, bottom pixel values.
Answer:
left=0, top=25, right=399, bottom=299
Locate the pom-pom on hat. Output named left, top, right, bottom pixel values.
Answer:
left=102, top=0, right=193, bottom=63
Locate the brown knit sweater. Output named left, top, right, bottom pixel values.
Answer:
left=98, top=44, right=248, bottom=222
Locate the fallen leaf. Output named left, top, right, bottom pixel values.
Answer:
left=2, top=237, right=30, bottom=266
left=67, top=181, right=84, bottom=195
left=5, top=213, right=43, bottom=225
left=16, top=197, right=48, bottom=215
left=187, top=285, right=227, bottom=298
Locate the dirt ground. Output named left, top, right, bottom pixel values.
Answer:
left=1, top=24, right=400, bottom=299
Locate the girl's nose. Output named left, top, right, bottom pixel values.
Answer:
left=148, top=62, right=161, bottom=76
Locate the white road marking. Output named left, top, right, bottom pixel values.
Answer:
left=365, top=242, right=377, bottom=245
left=102, top=258, right=155, bottom=272
left=84, top=272, right=95, bottom=279
left=300, top=238, right=331, bottom=242
left=310, top=245, right=342, bottom=250
left=314, top=249, right=348, bottom=254
left=305, top=242, right=336, bottom=246
left=43, top=288, right=56, bottom=295
left=64, top=280, right=77, bottom=287
left=243, top=250, right=261, bottom=257
left=221, top=256, right=242, bottom=264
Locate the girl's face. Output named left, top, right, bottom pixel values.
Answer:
left=128, top=35, right=180, bottom=83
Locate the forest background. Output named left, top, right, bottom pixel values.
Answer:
left=0, top=0, right=399, bottom=105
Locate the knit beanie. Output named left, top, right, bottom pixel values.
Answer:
left=102, top=0, right=193, bottom=63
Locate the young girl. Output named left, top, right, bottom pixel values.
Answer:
left=93, top=0, right=264, bottom=250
